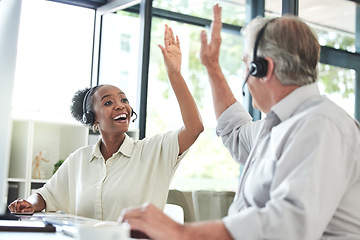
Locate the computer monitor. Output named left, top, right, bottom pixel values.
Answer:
left=0, top=0, right=22, bottom=215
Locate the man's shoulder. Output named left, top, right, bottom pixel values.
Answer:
left=295, top=96, right=359, bottom=135
left=308, top=97, right=354, bottom=123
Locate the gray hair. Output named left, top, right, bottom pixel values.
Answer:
left=242, top=15, right=320, bottom=86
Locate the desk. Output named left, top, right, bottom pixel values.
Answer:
left=0, top=212, right=133, bottom=240
left=0, top=231, right=140, bottom=240
left=0, top=231, right=73, bottom=240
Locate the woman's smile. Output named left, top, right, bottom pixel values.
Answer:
left=113, top=113, right=128, bottom=123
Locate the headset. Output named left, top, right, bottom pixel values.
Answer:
left=242, top=18, right=277, bottom=96
left=82, top=87, right=137, bottom=125
left=82, top=88, right=95, bottom=125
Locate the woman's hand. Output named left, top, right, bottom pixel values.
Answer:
left=158, top=24, right=182, bottom=74
left=8, top=198, right=35, bottom=214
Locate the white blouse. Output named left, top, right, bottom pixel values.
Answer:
left=37, top=130, right=187, bottom=221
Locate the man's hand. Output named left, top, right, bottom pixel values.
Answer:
left=119, top=203, right=184, bottom=240
left=200, top=4, right=222, bottom=69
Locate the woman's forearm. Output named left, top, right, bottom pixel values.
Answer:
left=27, top=193, right=46, bottom=212
left=168, top=71, right=204, bottom=133
left=167, top=71, right=204, bottom=154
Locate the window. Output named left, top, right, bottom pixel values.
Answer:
left=265, top=0, right=358, bottom=117
left=145, top=1, right=246, bottom=191
left=299, top=0, right=356, bottom=52
left=12, top=0, right=95, bottom=124
left=265, top=0, right=357, bottom=53
left=14, top=0, right=357, bottom=193
left=153, top=0, right=246, bottom=26
left=120, top=34, right=131, bottom=52
left=98, top=11, right=140, bottom=119
left=301, top=1, right=357, bottom=117
left=318, top=64, right=356, bottom=117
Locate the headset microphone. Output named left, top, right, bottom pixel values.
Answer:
left=131, top=110, right=138, bottom=123
left=242, top=70, right=251, bottom=97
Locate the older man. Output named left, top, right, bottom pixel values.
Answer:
left=120, top=4, right=360, bottom=240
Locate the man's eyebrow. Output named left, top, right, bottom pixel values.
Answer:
left=101, top=92, right=125, bottom=101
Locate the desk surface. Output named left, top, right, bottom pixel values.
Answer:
left=0, top=212, right=136, bottom=240
left=0, top=231, right=74, bottom=240
left=0, top=231, right=140, bottom=240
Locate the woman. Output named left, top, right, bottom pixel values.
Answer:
left=8, top=25, right=203, bottom=221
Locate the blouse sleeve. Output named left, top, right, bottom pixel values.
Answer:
left=36, top=154, right=72, bottom=213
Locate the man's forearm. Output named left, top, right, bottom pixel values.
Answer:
left=206, top=64, right=237, bottom=119
left=182, top=220, right=233, bottom=240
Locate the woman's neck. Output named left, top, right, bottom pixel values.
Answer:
left=100, top=133, right=126, bottom=161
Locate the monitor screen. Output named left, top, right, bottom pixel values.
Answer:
left=0, top=0, right=22, bottom=215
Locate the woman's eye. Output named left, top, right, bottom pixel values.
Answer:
left=122, top=98, right=129, bottom=103
left=104, top=101, right=112, bottom=106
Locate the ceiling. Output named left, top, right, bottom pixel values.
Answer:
left=227, top=0, right=358, bottom=35
left=48, top=0, right=107, bottom=9
left=49, top=0, right=358, bottom=35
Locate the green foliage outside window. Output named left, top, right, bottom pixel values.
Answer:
left=316, top=29, right=355, bottom=100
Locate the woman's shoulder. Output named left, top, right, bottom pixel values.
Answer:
left=66, top=144, right=94, bottom=162
left=135, top=130, right=179, bottom=145
left=131, top=130, right=182, bottom=163
left=72, top=144, right=93, bottom=153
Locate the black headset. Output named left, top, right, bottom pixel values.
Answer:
left=82, top=87, right=137, bottom=125
left=242, top=18, right=277, bottom=96
left=82, top=87, right=95, bottom=125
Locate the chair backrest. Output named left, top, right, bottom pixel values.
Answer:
left=166, top=189, right=195, bottom=222
left=192, top=190, right=235, bottom=222
left=164, top=204, right=184, bottom=224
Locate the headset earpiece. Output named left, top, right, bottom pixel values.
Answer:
left=249, top=19, right=276, bottom=78
left=82, top=88, right=95, bottom=125
left=249, top=58, right=268, bottom=78
left=82, top=111, right=95, bottom=125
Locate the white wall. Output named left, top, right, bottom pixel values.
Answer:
left=0, top=0, right=22, bottom=214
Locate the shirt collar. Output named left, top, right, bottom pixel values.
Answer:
left=90, top=133, right=135, bottom=162
left=271, top=82, right=320, bottom=122
left=117, top=134, right=134, bottom=158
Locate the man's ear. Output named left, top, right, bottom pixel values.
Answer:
left=262, top=57, right=275, bottom=82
